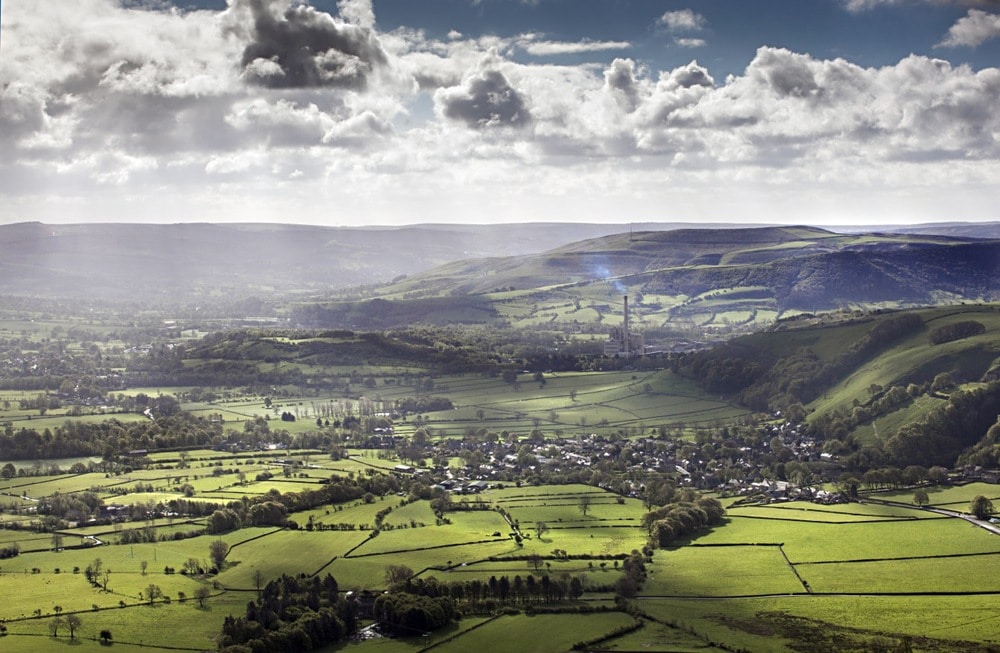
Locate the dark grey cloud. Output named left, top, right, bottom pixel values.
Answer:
left=438, top=69, right=531, bottom=128
left=238, top=0, right=388, bottom=89
left=753, top=48, right=819, bottom=97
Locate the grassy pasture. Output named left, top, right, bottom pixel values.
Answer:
left=645, top=545, right=804, bottom=596
left=807, top=305, right=1000, bottom=419
left=725, top=501, right=939, bottom=522
left=799, top=553, right=1000, bottom=593
left=327, top=540, right=524, bottom=588
left=0, top=473, right=112, bottom=496
left=874, top=482, right=1000, bottom=509
left=347, top=522, right=508, bottom=556
left=218, top=529, right=371, bottom=587
left=608, top=618, right=733, bottom=652
left=429, top=612, right=637, bottom=653
left=423, top=558, right=607, bottom=583
left=381, top=499, right=438, bottom=527
left=193, top=368, right=751, bottom=439
left=293, top=496, right=393, bottom=529
left=699, top=512, right=1000, bottom=562
left=0, top=530, right=58, bottom=549
left=637, top=596, right=969, bottom=653
left=850, top=393, right=947, bottom=446
left=1, top=587, right=246, bottom=651
left=2, top=461, right=998, bottom=653
left=0, top=565, right=211, bottom=620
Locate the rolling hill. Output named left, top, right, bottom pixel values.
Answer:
left=299, top=226, right=1000, bottom=333
left=681, top=303, right=1000, bottom=468
left=0, top=221, right=768, bottom=301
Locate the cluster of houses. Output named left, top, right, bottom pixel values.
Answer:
left=380, top=419, right=847, bottom=503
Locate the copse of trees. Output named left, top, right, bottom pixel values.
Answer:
left=882, top=380, right=1000, bottom=468
left=929, top=320, right=985, bottom=345
left=643, top=496, right=725, bottom=548
left=372, top=592, right=458, bottom=636
left=0, top=412, right=222, bottom=460
left=220, top=574, right=353, bottom=653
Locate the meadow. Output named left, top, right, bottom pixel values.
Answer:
left=1, top=452, right=999, bottom=653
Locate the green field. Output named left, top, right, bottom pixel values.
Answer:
left=1, top=466, right=999, bottom=652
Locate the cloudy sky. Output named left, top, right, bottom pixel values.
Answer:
left=2, top=0, right=999, bottom=227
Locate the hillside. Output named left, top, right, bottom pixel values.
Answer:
left=681, top=304, right=1000, bottom=468
left=298, top=226, right=1000, bottom=334
left=0, top=221, right=765, bottom=301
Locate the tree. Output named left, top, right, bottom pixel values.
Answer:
left=51, top=532, right=64, bottom=551
left=49, top=616, right=63, bottom=637
left=194, top=586, right=211, bottom=607
left=928, top=466, right=949, bottom=485
left=535, top=521, right=549, bottom=540
left=140, top=560, right=148, bottom=576
left=208, top=539, right=229, bottom=570
left=384, top=564, right=413, bottom=588
left=932, top=372, right=955, bottom=392
left=65, top=613, right=82, bottom=639
left=970, top=495, right=995, bottom=520
left=85, top=558, right=103, bottom=585
left=913, top=490, right=930, bottom=507
left=100, top=629, right=112, bottom=644
left=579, top=495, right=592, bottom=516
left=145, top=583, right=162, bottom=605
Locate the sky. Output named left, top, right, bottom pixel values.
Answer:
left=1, top=0, right=999, bottom=227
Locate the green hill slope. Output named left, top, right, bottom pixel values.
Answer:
left=296, top=226, right=1000, bottom=336
left=681, top=304, right=1000, bottom=467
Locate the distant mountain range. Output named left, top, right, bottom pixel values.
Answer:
left=330, top=225, right=1000, bottom=332
left=3, top=222, right=1000, bottom=330
left=0, top=221, right=752, bottom=300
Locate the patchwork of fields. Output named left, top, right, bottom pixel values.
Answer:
left=0, top=465, right=997, bottom=651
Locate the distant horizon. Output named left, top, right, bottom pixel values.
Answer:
left=3, top=0, right=999, bottom=226
left=6, top=218, right=1000, bottom=232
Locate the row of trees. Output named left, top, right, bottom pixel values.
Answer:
left=0, top=412, right=221, bottom=460
left=205, top=474, right=401, bottom=534
left=642, top=496, right=726, bottom=548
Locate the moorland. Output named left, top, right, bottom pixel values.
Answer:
left=0, top=221, right=999, bottom=652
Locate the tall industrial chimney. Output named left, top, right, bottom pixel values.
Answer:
left=623, top=295, right=630, bottom=356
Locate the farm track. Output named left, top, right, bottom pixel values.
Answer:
left=794, top=550, right=1000, bottom=565
left=866, top=498, right=1000, bottom=537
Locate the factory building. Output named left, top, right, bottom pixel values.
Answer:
left=604, top=295, right=645, bottom=356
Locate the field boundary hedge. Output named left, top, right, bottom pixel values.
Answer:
left=226, top=527, right=284, bottom=550
left=345, top=537, right=504, bottom=559
left=414, top=614, right=504, bottom=652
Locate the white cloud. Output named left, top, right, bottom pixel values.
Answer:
left=845, top=0, right=1000, bottom=12
left=518, top=37, right=631, bottom=56
left=337, top=0, right=375, bottom=30
left=658, top=9, right=707, bottom=32
left=937, top=9, right=1000, bottom=47
left=2, top=0, right=1000, bottom=225
left=674, top=38, right=707, bottom=48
